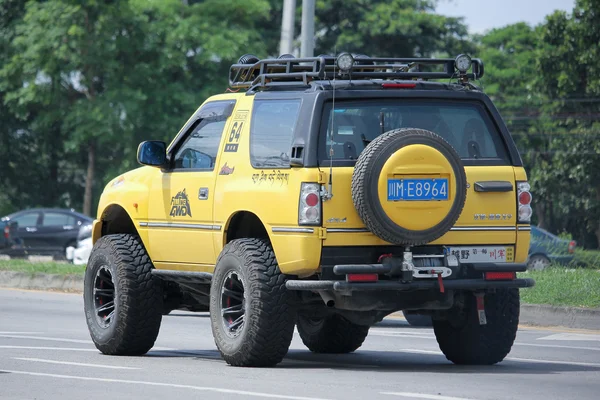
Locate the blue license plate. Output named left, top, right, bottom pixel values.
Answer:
left=387, top=178, right=449, bottom=201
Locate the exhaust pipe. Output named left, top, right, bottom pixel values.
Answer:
left=318, top=291, right=335, bottom=308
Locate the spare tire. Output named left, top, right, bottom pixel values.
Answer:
left=351, top=128, right=467, bottom=245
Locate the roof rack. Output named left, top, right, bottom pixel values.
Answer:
left=228, top=54, right=484, bottom=90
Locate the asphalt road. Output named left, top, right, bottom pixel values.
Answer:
left=1, top=289, right=599, bottom=400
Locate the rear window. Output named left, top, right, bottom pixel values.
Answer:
left=318, top=100, right=508, bottom=164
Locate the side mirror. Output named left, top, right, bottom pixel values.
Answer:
left=137, top=141, right=167, bottom=167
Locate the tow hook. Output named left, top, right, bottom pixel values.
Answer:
left=474, top=292, right=487, bottom=325
left=401, top=247, right=414, bottom=282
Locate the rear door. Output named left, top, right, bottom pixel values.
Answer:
left=317, top=98, right=517, bottom=245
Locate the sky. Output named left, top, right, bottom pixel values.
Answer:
left=435, top=0, right=576, bottom=34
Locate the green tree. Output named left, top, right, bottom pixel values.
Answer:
left=532, top=0, right=600, bottom=247
left=1, top=0, right=269, bottom=216
left=259, top=0, right=474, bottom=58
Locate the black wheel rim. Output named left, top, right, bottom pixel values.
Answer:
left=220, top=271, right=245, bottom=338
left=93, top=265, right=116, bottom=329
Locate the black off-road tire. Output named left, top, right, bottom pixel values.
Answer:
left=402, top=311, right=433, bottom=327
left=297, top=314, right=370, bottom=354
left=83, top=234, right=163, bottom=356
left=210, top=238, right=296, bottom=367
left=433, top=289, right=520, bottom=365
left=352, top=128, right=467, bottom=245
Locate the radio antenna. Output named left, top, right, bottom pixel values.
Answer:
left=324, top=50, right=337, bottom=201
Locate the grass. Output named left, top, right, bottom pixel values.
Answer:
left=519, top=267, right=600, bottom=308
left=0, top=259, right=86, bottom=276
left=572, top=248, right=600, bottom=268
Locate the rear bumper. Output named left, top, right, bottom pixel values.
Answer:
left=286, top=277, right=535, bottom=292
left=286, top=261, right=534, bottom=292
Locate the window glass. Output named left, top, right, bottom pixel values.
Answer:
left=173, top=119, right=227, bottom=170
left=43, top=213, right=75, bottom=226
left=12, top=213, right=39, bottom=227
left=319, top=100, right=508, bottom=162
left=250, top=100, right=301, bottom=168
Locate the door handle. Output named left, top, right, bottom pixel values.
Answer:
left=63, top=225, right=74, bottom=230
left=198, top=187, right=209, bottom=200
left=25, top=227, right=37, bottom=232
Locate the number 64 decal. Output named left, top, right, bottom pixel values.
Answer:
left=224, top=121, right=243, bottom=152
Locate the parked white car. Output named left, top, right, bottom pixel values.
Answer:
left=65, top=224, right=92, bottom=265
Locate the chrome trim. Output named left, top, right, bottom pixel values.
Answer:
left=271, top=227, right=315, bottom=234
left=450, top=226, right=516, bottom=231
left=326, top=227, right=516, bottom=233
left=327, top=228, right=369, bottom=233
left=517, top=226, right=532, bottom=231
left=139, top=221, right=221, bottom=231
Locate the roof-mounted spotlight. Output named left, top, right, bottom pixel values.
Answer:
left=455, top=54, right=472, bottom=74
left=336, top=52, right=355, bottom=74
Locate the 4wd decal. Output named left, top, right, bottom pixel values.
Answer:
left=219, top=162, right=235, bottom=175
left=224, top=110, right=248, bottom=152
left=170, top=189, right=192, bottom=217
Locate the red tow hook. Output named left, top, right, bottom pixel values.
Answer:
left=435, top=271, right=445, bottom=293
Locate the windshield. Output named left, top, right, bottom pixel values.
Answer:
left=318, top=99, right=509, bottom=165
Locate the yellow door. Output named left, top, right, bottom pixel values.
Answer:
left=146, top=100, right=235, bottom=270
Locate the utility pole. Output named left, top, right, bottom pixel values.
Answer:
left=279, top=0, right=296, bottom=55
left=300, top=0, right=315, bottom=58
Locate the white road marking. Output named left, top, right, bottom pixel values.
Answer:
left=537, top=333, right=600, bottom=342
left=0, top=346, right=98, bottom=352
left=0, top=334, right=175, bottom=350
left=13, top=357, right=140, bottom=370
left=514, top=342, right=600, bottom=352
left=381, top=392, right=477, bottom=400
left=507, top=357, right=600, bottom=368
left=370, top=332, right=435, bottom=339
left=396, top=348, right=600, bottom=367
left=0, top=334, right=91, bottom=344
left=0, top=332, right=43, bottom=335
left=371, top=329, right=433, bottom=335
left=397, top=349, right=442, bottom=355
left=0, top=370, right=333, bottom=400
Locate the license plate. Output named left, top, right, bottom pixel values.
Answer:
left=445, top=246, right=515, bottom=263
left=387, top=178, right=448, bottom=201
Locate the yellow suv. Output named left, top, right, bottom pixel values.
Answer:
left=83, top=53, right=534, bottom=367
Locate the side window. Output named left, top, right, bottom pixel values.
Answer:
left=172, top=100, right=235, bottom=171
left=173, top=119, right=227, bottom=170
left=250, top=99, right=301, bottom=168
left=42, top=213, right=75, bottom=227
left=12, top=213, right=40, bottom=228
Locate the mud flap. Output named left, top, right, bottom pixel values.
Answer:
left=475, top=292, right=487, bottom=325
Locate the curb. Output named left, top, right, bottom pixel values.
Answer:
left=0, top=271, right=83, bottom=293
left=1, top=271, right=599, bottom=330
left=519, top=303, right=600, bottom=331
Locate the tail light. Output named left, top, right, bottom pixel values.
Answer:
left=517, top=181, right=532, bottom=223
left=568, top=240, right=576, bottom=254
left=298, top=183, right=321, bottom=226
left=485, top=271, right=516, bottom=281
left=3, top=225, right=9, bottom=239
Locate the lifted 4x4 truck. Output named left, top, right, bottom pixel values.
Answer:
left=84, top=53, right=535, bottom=367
